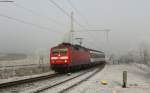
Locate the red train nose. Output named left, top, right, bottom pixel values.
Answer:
left=51, top=56, right=69, bottom=64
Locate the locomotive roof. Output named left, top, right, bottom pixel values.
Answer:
left=53, top=42, right=104, bottom=53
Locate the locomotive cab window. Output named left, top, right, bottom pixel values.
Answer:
left=52, top=50, right=59, bottom=56
left=60, top=50, right=67, bottom=56
left=52, top=49, right=67, bottom=56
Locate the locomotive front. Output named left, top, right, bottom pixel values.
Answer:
left=50, top=48, right=70, bottom=71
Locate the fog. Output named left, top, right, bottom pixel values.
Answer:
left=0, top=0, right=150, bottom=55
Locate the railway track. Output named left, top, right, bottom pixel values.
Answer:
left=29, top=64, right=105, bottom=93
left=59, top=67, right=102, bottom=93
left=0, top=64, right=105, bottom=93
left=0, top=72, right=59, bottom=89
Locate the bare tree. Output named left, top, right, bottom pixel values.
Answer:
left=139, top=42, right=150, bottom=65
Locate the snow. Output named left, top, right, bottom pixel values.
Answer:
left=67, top=64, right=150, bottom=93
left=43, top=68, right=99, bottom=93
left=133, top=63, right=150, bottom=73
left=0, top=53, right=50, bottom=79
left=0, top=71, right=54, bottom=84
left=1, top=63, right=150, bottom=93
left=21, top=69, right=95, bottom=93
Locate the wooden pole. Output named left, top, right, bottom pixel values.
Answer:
left=122, top=71, right=127, bottom=88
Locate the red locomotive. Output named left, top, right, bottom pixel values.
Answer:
left=50, top=43, right=105, bottom=72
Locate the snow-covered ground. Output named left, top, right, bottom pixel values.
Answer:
left=0, top=71, right=54, bottom=84
left=66, top=63, right=150, bottom=93
left=0, top=55, right=49, bottom=68
left=0, top=63, right=149, bottom=93
left=0, top=68, right=93, bottom=93
left=0, top=64, right=51, bottom=79
left=0, top=53, right=50, bottom=79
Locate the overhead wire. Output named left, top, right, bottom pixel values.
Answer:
left=47, top=0, right=87, bottom=30
left=11, top=2, right=66, bottom=27
left=0, top=1, right=13, bottom=2
left=67, top=0, right=89, bottom=25
left=0, top=13, right=61, bottom=33
left=48, top=0, right=70, bottom=17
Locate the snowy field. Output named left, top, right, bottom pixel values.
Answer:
left=66, top=63, right=150, bottom=93
left=0, top=53, right=51, bottom=79
left=0, top=54, right=49, bottom=68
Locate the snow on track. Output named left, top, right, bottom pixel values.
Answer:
left=66, top=64, right=150, bottom=93
left=19, top=67, right=100, bottom=93
left=42, top=68, right=99, bottom=93
left=0, top=71, right=54, bottom=84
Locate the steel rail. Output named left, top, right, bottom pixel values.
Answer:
left=59, top=65, right=104, bottom=93
left=33, top=64, right=105, bottom=93
left=0, top=73, right=59, bottom=88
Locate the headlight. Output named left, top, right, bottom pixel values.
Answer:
left=60, top=56, right=68, bottom=59
left=64, top=60, right=67, bottom=63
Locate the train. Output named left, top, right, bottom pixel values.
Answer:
left=50, top=43, right=105, bottom=72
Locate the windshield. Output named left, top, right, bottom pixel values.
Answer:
left=52, top=48, right=67, bottom=56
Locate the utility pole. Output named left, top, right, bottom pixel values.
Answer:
left=70, top=12, right=74, bottom=44
left=105, top=29, right=110, bottom=41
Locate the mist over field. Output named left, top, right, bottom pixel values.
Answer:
left=0, top=2, right=150, bottom=93
left=0, top=0, right=150, bottom=59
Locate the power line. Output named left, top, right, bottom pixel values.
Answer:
left=0, top=13, right=60, bottom=32
left=11, top=2, right=66, bottom=27
left=75, top=29, right=110, bottom=41
left=48, top=0, right=70, bottom=17
left=48, top=0, right=87, bottom=30
left=0, top=0, right=14, bottom=2
left=67, top=0, right=89, bottom=25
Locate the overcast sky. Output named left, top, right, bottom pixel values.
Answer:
left=0, top=0, right=150, bottom=55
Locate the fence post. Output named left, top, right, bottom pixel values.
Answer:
left=122, top=71, right=127, bottom=88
